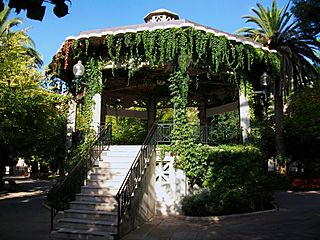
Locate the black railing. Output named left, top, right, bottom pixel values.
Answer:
left=48, top=123, right=112, bottom=230
left=157, top=123, right=241, bottom=145
left=116, top=124, right=158, bottom=239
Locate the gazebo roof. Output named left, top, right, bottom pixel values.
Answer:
left=51, top=10, right=275, bottom=111
left=54, top=9, right=275, bottom=57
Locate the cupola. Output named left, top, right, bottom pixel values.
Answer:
left=144, top=9, right=179, bottom=23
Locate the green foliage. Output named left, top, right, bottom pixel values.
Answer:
left=54, top=27, right=276, bottom=81
left=0, top=28, right=67, bottom=180
left=250, top=118, right=276, bottom=159
left=285, top=85, right=320, bottom=177
left=209, top=111, right=240, bottom=144
left=107, top=116, right=147, bottom=145
left=182, top=145, right=274, bottom=216
left=238, top=0, right=319, bottom=158
left=291, top=0, right=320, bottom=36
left=76, top=57, right=104, bottom=134
left=51, top=26, right=279, bottom=175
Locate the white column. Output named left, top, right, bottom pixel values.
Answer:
left=66, top=99, right=76, bottom=148
left=239, top=91, right=251, bottom=144
left=91, top=93, right=101, bottom=134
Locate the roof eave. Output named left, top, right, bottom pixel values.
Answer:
left=54, top=19, right=276, bottom=62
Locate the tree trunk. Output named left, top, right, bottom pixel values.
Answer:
left=0, top=159, right=5, bottom=190
left=0, top=149, right=9, bottom=190
left=274, top=78, right=286, bottom=157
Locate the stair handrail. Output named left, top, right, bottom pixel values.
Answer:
left=116, top=123, right=158, bottom=238
left=48, top=123, right=112, bottom=230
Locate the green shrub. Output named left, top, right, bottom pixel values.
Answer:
left=181, top=145, right=274, bottom=216
left=181, top=189, right=218, bottom=216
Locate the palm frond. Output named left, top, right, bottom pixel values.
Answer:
left=236, top=0, right=319, bottom=95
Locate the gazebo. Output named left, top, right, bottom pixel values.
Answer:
left=49, top=9, right=279, bottom=239
left=50, top=9, right=277, bottom=146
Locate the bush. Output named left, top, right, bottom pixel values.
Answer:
left=181, top=189, right=218, bottom=216
left=181, top=145, right=274, bottom=216
left=285, top=85, right=320, bottom=178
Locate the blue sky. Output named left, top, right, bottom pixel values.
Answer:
left=14, top=0, right=290, bottom=66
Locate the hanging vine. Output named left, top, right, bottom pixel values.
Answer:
left=51, top=26, right=280, bottom=169
left=76, top=57, right=105, bottom=136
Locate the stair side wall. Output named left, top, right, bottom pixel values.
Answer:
left=119, top=150, right=157, bottom=238
left=155, top=149, right=188, bottom=216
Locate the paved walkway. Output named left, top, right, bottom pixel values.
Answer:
left=0, top=177, right=53, bottom=240
left=0, top=178, right=319, bottom=240
left=122, top=191, right=320, bottom=240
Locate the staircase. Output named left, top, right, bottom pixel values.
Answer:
left=51, top=145, right=141, bottom=240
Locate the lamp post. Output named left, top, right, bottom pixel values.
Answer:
left=68, top=61, right=85, bottom=147
left=72, top=60, right=85, bottom=96
left=260, top=72, right=270, bottom=103
left=254, top=72, right=270, bottom=114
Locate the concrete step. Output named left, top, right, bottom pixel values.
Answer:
left=70, top=201, right=118, bottom=212
left=88, top=173, right=125, bottom=181
left=90, top=167, right=127, bottom=176
left=98, top=161, right=133, bottom=169
left=101, top=150, right=139, bottom=158
left=64, top=209, right=117, bottom=222
left=81, top=185, right=118, bottom=196
left=58, top=218, right=116, bottom=232
left=85, top=179, right=123, bottom=189
left=108, top=145, right=141, bottom=151
left=75, top=193, right=116, bottom=203
left=100, top=155, right=137, bottom=161
left=51, top=228, right=114, bottom=240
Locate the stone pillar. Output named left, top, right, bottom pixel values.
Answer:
left=91, top=93, right=101, bottom=134
left=147, top=98, right=156, bottom=131
left=239, top=90, right=251, bottom=144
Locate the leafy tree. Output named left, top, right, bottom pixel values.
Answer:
left=291, top=0, right=320, bottom=36
left=0, top=7, right=43, bottom=67
left=0, top=0, right=71, bottom=21
left=0, top=11, right=66, bottom=187
left=237, top=0, right=319, bottom=159
left=285, top=83, right=320, bottom=177
left=0, top=5, right=21, bottom=35
left=106, top=116, right=147, bottom=145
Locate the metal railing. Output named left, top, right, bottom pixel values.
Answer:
left=48, top=123, right=112, bottom=230
left=116, top=124, right=158, bottom=239
left=157, top=123, right=241, bottom=145
left=114, top=123, right=240, bottom=238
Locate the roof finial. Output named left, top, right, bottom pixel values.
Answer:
left=144, top=9, right=179, bottom=23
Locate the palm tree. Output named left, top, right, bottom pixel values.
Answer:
left=0, top=7, right=43, bottom=67
left=0, top=6, right=22, bottom=36
left=237, top=0, right=319, bottom=159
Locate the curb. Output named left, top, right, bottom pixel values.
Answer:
left=41, top=201, right=51, bottom=211
left=178, top=207, right=278, bottom=222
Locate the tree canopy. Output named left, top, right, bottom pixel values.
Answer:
left=0, top=8, right=66, bottom=187
left=291, top=0, right=320, bottom=36
left=237, top=0, right=319, bottom=158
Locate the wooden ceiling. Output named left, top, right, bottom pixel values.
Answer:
left=102, top=64, right=238, bottom=109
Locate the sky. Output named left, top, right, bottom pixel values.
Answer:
left=12, top=0, right=290, bottom=67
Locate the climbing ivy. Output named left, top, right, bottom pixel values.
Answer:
left=76, top=57, right=104, bottom=135
left=54, top=27, right=279, bottom=78
left=52, top=26, right=280, bottom=171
